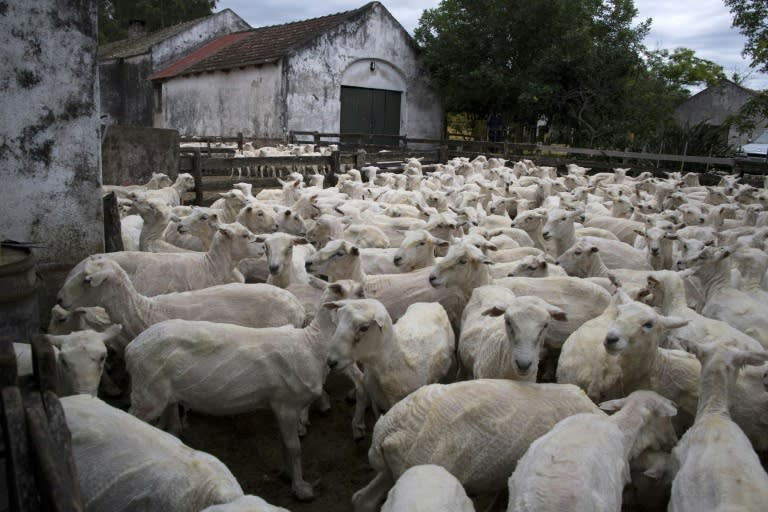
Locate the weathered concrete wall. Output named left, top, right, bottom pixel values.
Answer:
left=161, top=64, right=283, bottom=136
left=99, top=54, right=154, bottom=126
left=152, top=9, right=250, bottom=70
left=674, top=81, right=767, bottom=148
left=285, top=3, right=443, bottom=139
left=0, top=0, right=103, bottom=325
left=101, top=126, right=180, bottom=185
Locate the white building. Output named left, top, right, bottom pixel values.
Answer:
left=149, top=2, right=444, bottom=142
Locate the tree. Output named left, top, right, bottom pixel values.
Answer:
left=99, top=0, right=218, bottom=44
left=414, top=0, right=653, bottom=146
left=645, top=47, right=726, bottom=95
left=725, top=0, right=768, bottom=73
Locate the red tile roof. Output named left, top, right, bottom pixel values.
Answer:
left=147, top=32, right=253, bottom=81
left=149, top=2, right=377, bottom=81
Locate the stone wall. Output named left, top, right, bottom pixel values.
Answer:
left=0, top=0, right=103, bottom=327
left=101, top=126, right=180, bottom=186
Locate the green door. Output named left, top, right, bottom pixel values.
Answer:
left=340, top=86, right=401, bottom=146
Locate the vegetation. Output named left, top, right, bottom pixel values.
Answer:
left=414, top=0, right=729, bottom=150
left=99, top=0, right=218, bottom=44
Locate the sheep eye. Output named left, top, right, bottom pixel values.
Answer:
left=257, top=212, right=264, bottom=216
left=458, top=258, right=468, bottom=265
left=359, top=325, right=369, bottom=333
left=642, top=321, right=654, bottom=329
left=561, top=217, right=566, bottom=221
left=57, top=317, right=67, bottom=323
left=335, top=251, right=345, bottom=257
left=201, top=214, right=208, bottom=220
left=242, top=234, right=249, bottom=238
left=574, top=251, right=582, bottom=256
left=418, top=241, right=426, bottom=246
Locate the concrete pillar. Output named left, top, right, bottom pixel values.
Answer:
left=0, top=0, right=102, bottom=323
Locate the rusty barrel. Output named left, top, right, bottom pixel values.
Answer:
left=0, top=244, right=40, bottom=341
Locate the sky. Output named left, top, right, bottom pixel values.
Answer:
left=216, top=0, right=768, bottom=91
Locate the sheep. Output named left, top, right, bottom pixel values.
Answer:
left=273, top=206, right=308, bottom=236
left=126, top=280, right=368, bottom=500
left=677, top=242, right=768, bottom=348
left=352, top=379, right=601, bottom=512
left=306, top=213, right=344, bottom=248
left=61, top=394, right=250, bottom=512
left=57, top=257, right=305, bottom=345
left=201, top=496, right=290, bottom=512
left=305, top=239, right=465, bottom=333
left=428, top=241, right=610, bottom=350
left=325, top=299, right=455, bottom=415
left=381, top=465, right=475, bottom=512
left=132, top=196, right=195, bottom=253
left=103, top=172, right=173, bottom=200
left=47, top=304, right=112, bottom=335
left=62, top=222, right=265, bottom=297
left=506, top=391, right=678, bottom=512
left=14, top=325, right=121, bottom=396
left=175, top=207, right=220, bottom=250
left=235, top=203, right=279, bottom=235
left=668, top=343, right=768, bottom=512
left=130, top=172, right=195, bottom=207
left=498, top=254, right=567, bottom=278
left=634, top=224, right=678, bottom=270
left=459, top=285, right=566, bottom=380
left=542, top=208, right=651, bottom=269
left=120, top=213, right=142, bottom=251
left=392, top=230, right=448, bottom=272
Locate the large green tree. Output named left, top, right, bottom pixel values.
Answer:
left=414, top=0, right=652, bottom=146
left=99, top=0, right=218, bottom=44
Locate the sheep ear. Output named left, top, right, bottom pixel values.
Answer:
left=659, top=315, right=688, bottom=330
left=218, top=226, right=233, bottom=238
left=101, top=324, right=123, bottom=341
left=323, top=301, right=343, bottom=311
left=653, top=398, right=678, bottom=418
left=434, top=237, right=450, bottom=247
left=481, top=306, right=506, bottom=317
left=253, top=235, right=267, bottom=243
left=548, top=307, right=568, bottom=322
left=85, top=269, right=110, bottom=287
left=642, top=459, right=668, bottom=480
left=598, top=397, right=626, bottom=412
left=293, top=237, right=309, bottom=245
left=633, top=229, right=646, bottom=237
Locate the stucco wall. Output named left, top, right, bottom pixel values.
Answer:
left=99, top=54, right=154, bottom=126
left=285, top=4, right=443, bottom=139
left=151, top=9, right=250, bottom=71
left=102, top=126, right=180, bottom=185
left=161, top=63, right=283, bottom=136
left=674, top=81, right=767, bottom=149
left=0, top=0, right=103, bottom=320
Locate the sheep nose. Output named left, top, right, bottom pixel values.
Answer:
left=393, top=255, right=402, bottom=265
left=305, top=261, right=313, bottom=269
left=651, top=248, right=660, bottom=255
left=605, top=334, right=620, bottom=345
left=56, top=298, right=63, bottom=305
left=269, top=264, right=280, bottom=274
left=428, top=274, right=437, bottom=284
left=516, top=360, right=532, bottom=372
left=327, top=358, right=338, bottom=369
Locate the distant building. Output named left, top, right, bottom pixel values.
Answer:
left=674, top=79, right=767, bottom=149
left=148, top=2, right=444, bottom=142
left=98, top=9, right=250, bottom=127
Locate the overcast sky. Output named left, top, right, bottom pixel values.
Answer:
left=216, top=0, right=768, bottom=91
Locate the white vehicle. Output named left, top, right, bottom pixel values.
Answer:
left=740, top=130, right=768, bottom=157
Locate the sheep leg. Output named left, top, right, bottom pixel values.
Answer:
left=298, top=406, right=309, bottom=437
left=160, top=403, right=182, bottom=436
left=341, top=364, right=368, bottom=440
left=129, top=379, right=171, bottom=425
left=274, top=406, right=314, bottom=501
left=351, top=470, right=394, bottom=512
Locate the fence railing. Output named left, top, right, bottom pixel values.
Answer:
left=178, top=132, right=768, bottom=204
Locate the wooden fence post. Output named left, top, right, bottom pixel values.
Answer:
left=439, top=144, right=448, bottom=163
left=313, top=132, right=320, bottom=145
left=355, top=149, right=367, bottom=170
left=102, top=192, right=124, bottom=252
left=237, top=132, right=244, bottom=151
left=192, top=149, right=203, bottom=206
left=327, top=151, right=341, bottom=188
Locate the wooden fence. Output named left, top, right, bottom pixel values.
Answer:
left=178, top=132, right=768, bottom=204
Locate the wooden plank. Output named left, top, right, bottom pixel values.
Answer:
left=0, top=336, right=17, bottom=387
left=1, top=386, right=39, bottom=511
left=200, top=155, right=332, bottom=171
left=102, top=192, right=123, bottom=253
left=192, top=150, right=203, bottom=206
left=42, top=391, right=84, bottom=510
left=25, top=396, right=83, bottom=512
left=327, top=151, right=341, bottom=188
left=31, top=335, right=57, bottom=394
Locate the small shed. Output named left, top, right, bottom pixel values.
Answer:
left=674, top=79, right=767, bottom=149
left=98, top=9, right=251, bottom=127
left=148, top=2, right=444, bottom=141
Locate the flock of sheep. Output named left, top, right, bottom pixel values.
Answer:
left=27, top=151, right=768, bottom=511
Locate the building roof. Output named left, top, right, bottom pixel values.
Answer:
left=149, top=2, right=380, bottom=81
left=99, top=15, right=215, bottom=60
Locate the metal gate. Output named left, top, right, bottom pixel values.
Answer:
left=340, top=86, right=401, bottom=145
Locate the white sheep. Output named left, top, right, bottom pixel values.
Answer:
left=507, top=390, right=678, bottom=512
left=62, top=222, right=264, bottom=297
left=126, top=280, right=368, bottom=500
left=129, top=172, right=195, bottom=208
left=325, top=299, right=455, bottom=414
left=381, top=465, right=475, bottom=512
left=14, top=325, right=121, bottom=396
left=201, top=496, right=290, bottom=512
left=103, top=172, right=173, bottom=200
left=352, top=379, right=600, bottom=512
left=392, top=230, right=448, bottom=272
left=459, top=285, right=566, bottom=380
left=668, top=343, right=768, bottom=512
left=57, top=257, right=305, bottom=345
left=61, top=394, right=254, bottom=512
